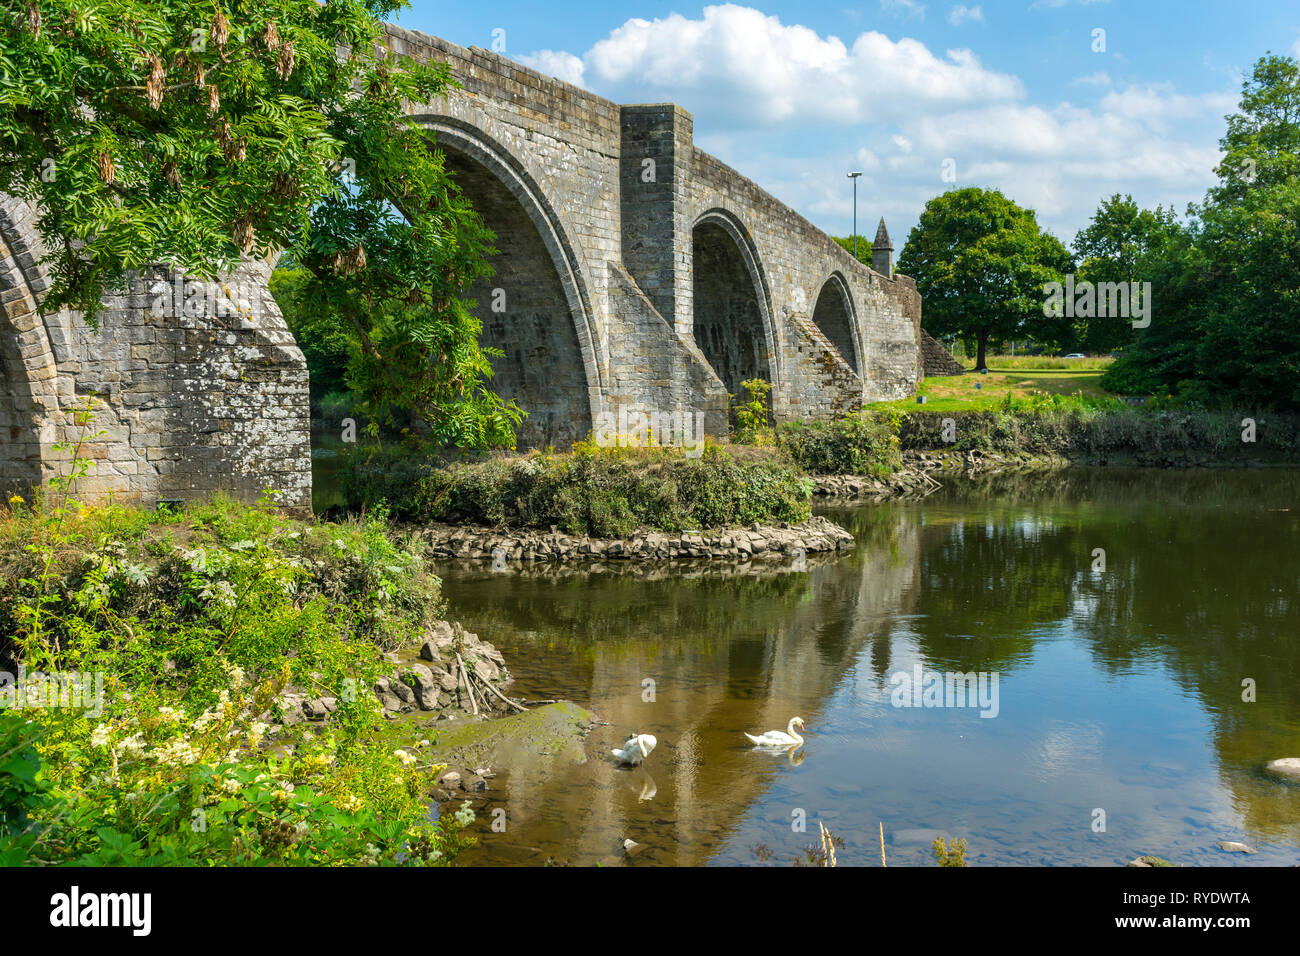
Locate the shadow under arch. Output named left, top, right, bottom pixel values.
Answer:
left=811, top=271, right=861, bottom=375
left=690, top=208, right=780, bottom=401
left=409, top=115, right=604, bottom=448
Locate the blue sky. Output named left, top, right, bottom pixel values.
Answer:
left=399, top=1, right=1299, bottom=247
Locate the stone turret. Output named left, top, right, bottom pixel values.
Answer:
left=872, top=218, right=894, bottom=278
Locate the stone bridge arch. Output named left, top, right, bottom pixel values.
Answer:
left=0, top=196, right=65, bottom=494
left=810, top=271, right=861, bottom=376
left=413, top=116, right=604, bottom=449
left=690, top=208, right=779, bottom=406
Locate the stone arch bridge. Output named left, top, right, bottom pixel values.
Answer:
left=0, top=26, right=921, bottom=511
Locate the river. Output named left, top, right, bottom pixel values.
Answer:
left=430, top=467, right=1300, bottom=866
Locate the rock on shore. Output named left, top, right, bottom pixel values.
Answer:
left=417, top=515, right=854, bottom=564
left=813, top=449, right=1070, bottom=500
left=271, top=621, right=516, bottom=726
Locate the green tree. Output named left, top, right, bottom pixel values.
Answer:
left=0, top=0, right=519, bottom=445
left=1103, top=54, right=1300, bottom=408
left=1072, top=195, right=1183, bottom=354
left=897, top=188, right=1072, bottom=370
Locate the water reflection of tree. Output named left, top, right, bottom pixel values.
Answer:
left=911, top=468, right=1300, bottom=839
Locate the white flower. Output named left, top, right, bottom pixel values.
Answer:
left=90, top=724, right=110, bottom=748
left=222, top=777, right=242, bottom=793
left=394, top=749, right=417, bottom=767
left=153, top=738, right=199, bottom=767
left=115, top=733, right=147, bottom=756
left=454, top=801, right=475, bottom=827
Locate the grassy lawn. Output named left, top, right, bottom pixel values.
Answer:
left=877, top=357, right=1115, bottom=413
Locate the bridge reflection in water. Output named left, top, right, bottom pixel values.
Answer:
left=435, top=468, right=1300, bottom=866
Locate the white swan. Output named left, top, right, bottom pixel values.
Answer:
left=612, top=732, right=657, bottom=766
left=745, top=717, right=806, bottom=748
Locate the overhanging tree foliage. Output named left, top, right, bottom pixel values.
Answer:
left=0, top=0, right=520, bottom=445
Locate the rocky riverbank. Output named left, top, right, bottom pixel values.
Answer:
left=414, top=514, right=855, bottom=563
left=813, top=449, right=1070, bottom=500
left=272, top=621, right=521, bottom=727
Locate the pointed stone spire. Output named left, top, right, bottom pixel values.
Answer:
left=872, top=217, right=894, bottom=278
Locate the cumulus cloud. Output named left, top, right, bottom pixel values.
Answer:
left=570, top=4, right=1020, bottom=127
left=515, top=49, right=585, bottom=86
left=512, top=4, right=1231, bottom=239
left=947, top=4, right=984, bottom=26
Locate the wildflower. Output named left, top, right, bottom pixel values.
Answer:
left=115, top=733, right=146, bottom=756
left=454, top=801, right=475, bottom=827
left=7, top=494, right=23, bottom=506
left=90, top=724, right=111, bottom=748
left=157, top=706, right=183, bottom=723
left=153, top=738, right=199, bottom=767
left=338, top=794, right=363, bottom=812
left=394, top=749, right=416, bottom=767
left=222, top=777, right=241, bottom=793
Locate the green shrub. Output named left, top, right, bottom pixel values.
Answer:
left=342, top=441, right=813, bottom=535
left=774, top=411, right=903, bottom=476
left=0, top=493, right=471, bottom=866
left=897, top=407, right=1300, bottom=459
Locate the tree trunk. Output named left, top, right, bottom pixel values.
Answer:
left=976, top=329, right=990, bottom=371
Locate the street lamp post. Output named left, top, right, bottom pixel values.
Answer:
left=847, top=171, right=862, bottom=259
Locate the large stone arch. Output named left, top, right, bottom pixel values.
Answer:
left=412, top=116, right=603, bottom=449
left=0, top=196, right=64, bottom=494
left=690, top=208, right=779, bottom=405
left=811, top=271, right=861, bottom=375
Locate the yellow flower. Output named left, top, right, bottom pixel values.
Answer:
left=7, top=494, right=23, bottom=505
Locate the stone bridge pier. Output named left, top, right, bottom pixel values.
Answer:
left=0, top=26, right=920, bottom=508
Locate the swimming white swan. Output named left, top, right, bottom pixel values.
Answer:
left=612, top=733, right=657, bottom=766
left=745, top=717, right=806, bottom=748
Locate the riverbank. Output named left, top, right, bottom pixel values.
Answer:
left=415, top=514, right=853, bottom=563
left=0, top=496, right=490, bottom=866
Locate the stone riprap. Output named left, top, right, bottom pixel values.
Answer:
left=272, top=621, right=515, bottom=726
left=2, top=25, right=920, bottom=508
left=418, top=515, right=854, bottom=563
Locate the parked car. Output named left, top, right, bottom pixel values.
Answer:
left=1064, top=353, right=1086, bottom=358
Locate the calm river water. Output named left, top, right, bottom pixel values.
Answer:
left=431, top=468, right=1300, bottom=866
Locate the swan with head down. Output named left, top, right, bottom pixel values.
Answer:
left=612, top=732, right=657, bottom=766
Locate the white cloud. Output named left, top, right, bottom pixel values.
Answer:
left=515, top=49, right=585, bottom=86
left=569, top=4, right=1020, bottom=127
left=513, top=4, right=1231, bottom=240
left=947, top=4, right=984, bottom=26
left=881, top=0, right=927, bottom=18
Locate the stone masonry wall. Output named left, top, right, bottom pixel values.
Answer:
left=2, top=24, right=920, bottom=506
left=0, top=195, right=310, bottom=511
